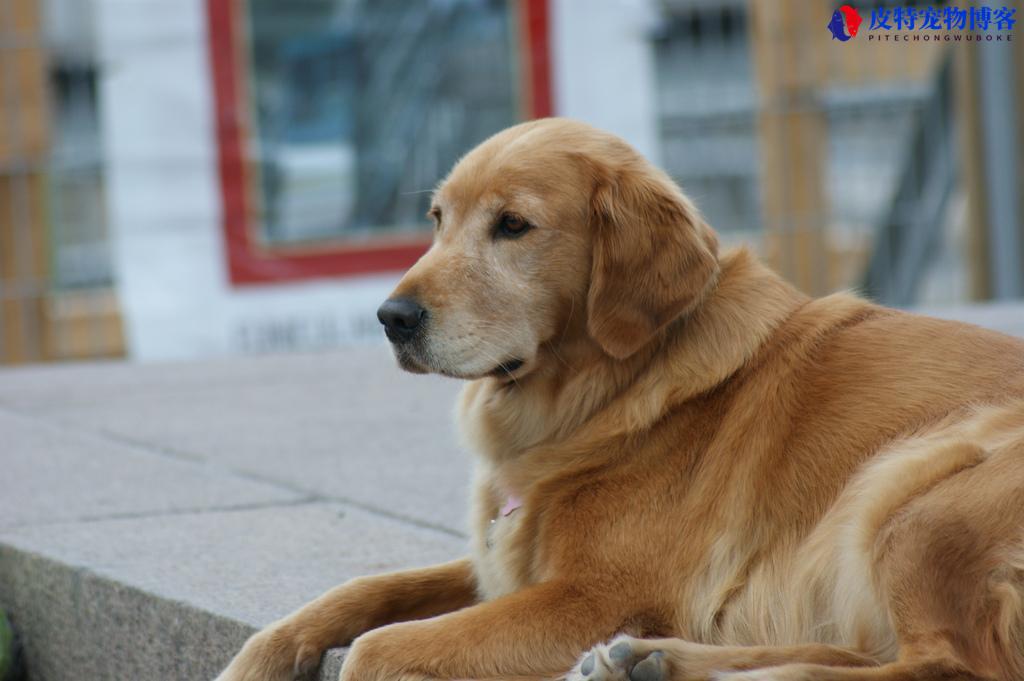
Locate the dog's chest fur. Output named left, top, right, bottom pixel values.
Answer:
left=471, top=491, right=532, bottom=600
left=463, top=434, right=902, bottom=655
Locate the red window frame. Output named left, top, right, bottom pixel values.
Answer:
left=206, top=0, right=552, bottom=286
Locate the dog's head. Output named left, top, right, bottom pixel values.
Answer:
left=378, top=118, right=719, bottom=380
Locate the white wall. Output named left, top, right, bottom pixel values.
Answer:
left=550, top=0, right=661, bottom=164
left=96, top=0, right=397, bottom=361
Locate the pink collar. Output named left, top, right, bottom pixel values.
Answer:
left=500, top=494, right=523, bottom=517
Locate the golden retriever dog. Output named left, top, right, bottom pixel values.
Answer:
left=216, top=118, right=1024, bottom=681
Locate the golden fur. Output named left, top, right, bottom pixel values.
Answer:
left=216, top=119, right=1024, bottom=681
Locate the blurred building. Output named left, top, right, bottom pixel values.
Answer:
left=1, top=0, right=120, bottom=364
left=0, top=0, right=1021, bottom=364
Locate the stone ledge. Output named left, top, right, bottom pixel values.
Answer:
left=0, top=501, right=464, bottom=680
left=0, top=545, right=253, bottom=680
left=0, top=348, right=467, bottom=681
left=0, top=543, right=349, bottom=680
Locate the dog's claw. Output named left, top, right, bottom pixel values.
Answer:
left=581, top=653, right=596, bottom=676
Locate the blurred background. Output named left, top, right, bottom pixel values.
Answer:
left=0, top=0, right=1021, bottom=365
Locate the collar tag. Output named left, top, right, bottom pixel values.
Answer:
left=500, top=495, right=523, bottom=517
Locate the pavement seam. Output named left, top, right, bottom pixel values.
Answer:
left=0, top=402, right=468, bottom=540
left=79, top=425, right=469, bottom=538
left=0, top=496, right=322, bottom=531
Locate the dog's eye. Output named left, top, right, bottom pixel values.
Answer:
left=427, top=207, right=442, bottom=230
left=494, top=213, right=532, bottom=240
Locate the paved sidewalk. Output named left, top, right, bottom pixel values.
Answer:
left=0, top=347, right=468, bottom=680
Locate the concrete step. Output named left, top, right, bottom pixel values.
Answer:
left=0, top=348, right=467, bottom=680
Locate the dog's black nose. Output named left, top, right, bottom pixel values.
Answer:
left=377, top=298, right=426, bottom=343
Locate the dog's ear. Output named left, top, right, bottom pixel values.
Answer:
left=586, top=161, right=720, bottom=360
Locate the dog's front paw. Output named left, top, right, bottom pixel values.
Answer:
left=568, top=635, right=669, bottom=681
left=338, top=627, right=433, bottom=681
left=215, top=621, right=321, bottom=681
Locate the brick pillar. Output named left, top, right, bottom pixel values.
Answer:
left=0, top=0, right=51, bottom=364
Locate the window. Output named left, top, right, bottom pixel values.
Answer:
left=207, top=0, right=551, bottom=284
